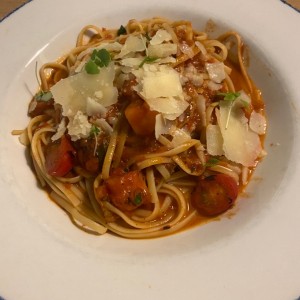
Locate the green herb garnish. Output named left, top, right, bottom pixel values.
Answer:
left=91, top=49, right=111, bottom=67
left=90, top=125, right=101, bottom=156
left=117, top=25, right=127, bottom=36
left=133, top=193, right=142, bottom=206
left=85, top=49, right=111, bottom=74
left=35, top=90, right=53, bottom=102
left=218, top=92, right=241, bottom=102
left=139, top=56, right=159, bottom=68
left=218, top=92, right=241, bottom=129
left=85, top=60, right=100, bottom=74
left=90, top=125, right=100, bottom=137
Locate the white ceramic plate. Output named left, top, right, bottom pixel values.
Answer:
left=1, top=0, right=300, bottom=299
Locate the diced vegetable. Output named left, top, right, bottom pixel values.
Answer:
left=45, top=135, right=75, bottom=177
left=105, top=170, right=151, bottom=211
left=125, top=101, right=157, bottom=136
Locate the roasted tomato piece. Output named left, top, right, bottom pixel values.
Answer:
left=105, top=170, right=151, bottom=211
left=45, top=135, right=75, bottom=177
left=125, top=100, right=157, bottom=136
left=191, top=174, right=238, bottom=217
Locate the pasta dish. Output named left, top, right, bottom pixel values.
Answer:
left=13, top=17, right=267, bottom=238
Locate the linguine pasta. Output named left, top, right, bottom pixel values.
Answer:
left=13, top=17, right=267, bottom=238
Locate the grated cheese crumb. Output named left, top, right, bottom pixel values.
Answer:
left=67, top=111, right=92, bottom=141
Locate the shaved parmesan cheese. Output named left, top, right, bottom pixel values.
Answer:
left=183, top=64, right=204, bottom=87
left=207, top=81, right=222, bottom=91
left=67, top=111, right=92, bottom=141
left=132, top=65, right=188, bottom=123
left=145, top=97, right=189, bottom=120
left=51, top=118, right=67, bottom=141
left=171, top=128, right=191, bottom=147
left=123, top=56, right=176, bottom=69
left=141, top=65, right=183, bottom=99
left=234, top=90, right=252, bottom=109
left=154, top=114, right=191, bottom=145
left=50, top=63, right=118, bottom=116
left=249, top=111, right=267, bottom=135
left=206, top=124, right=224, bottom=155
left=94, top=118, right=113, bottom=135
left=148, top=44, right=177, bottom=58
left=150, top=29, right=172, bottom=45
left=121, top=57, right=144, bottom=68
left=86, top=97, right=107, bottom=117
left=94, top=90, right=103, bottom=100
left=115, top=35, right=146, bottom=59
left=179, top=42, right=194, bottom=58
left=186, top=73, right=204, bottom=87
left=155, top=114, right=173, bottom=139
left=217, top=101, right=262, bottom=167
left=99, top=42, right=123, bottom=52
left=205, top=62, right=226, bottom=83
left=77, top=42, right=122, bottom=61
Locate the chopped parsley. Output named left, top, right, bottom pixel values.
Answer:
left=139, top=56, right=159, bottom=68
left=35, top=90, right=53, bottom=102
left=133, top=193, right=142, bottom=206
left=85, top=49, right=111, bottom=74
left=117, top=25, right=127, bottom=36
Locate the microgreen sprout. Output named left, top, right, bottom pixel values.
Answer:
left=85, top=49, right=111, bottom=74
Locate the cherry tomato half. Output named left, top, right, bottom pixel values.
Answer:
left=191, top=174, right=239, bottom=217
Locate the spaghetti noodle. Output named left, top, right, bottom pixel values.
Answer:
left=13, top=17, right=267, bottom=238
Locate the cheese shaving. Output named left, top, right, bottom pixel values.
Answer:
left=205, top=62, right=226, bottom=83
left=150, top=29, right=172, bottom=45
left=115, top=35, right=146, bottom=59
left=217, top=101, right=262, bottom=167
left=50, top=62, right=118, bottom=116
